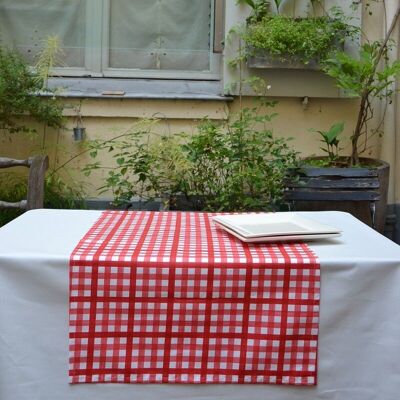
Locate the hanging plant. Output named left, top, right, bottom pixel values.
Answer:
left=245, top=15, right=353, bottom=66
left=236, top=1, right=358, bottom=68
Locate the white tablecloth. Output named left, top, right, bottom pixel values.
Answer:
left=0, top=210, right=399, bottom=400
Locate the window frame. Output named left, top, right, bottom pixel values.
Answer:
left=50, top=0, right=221, bottom=80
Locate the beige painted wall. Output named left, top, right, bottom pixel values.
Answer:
left=1, top=96, right=365, bottom=199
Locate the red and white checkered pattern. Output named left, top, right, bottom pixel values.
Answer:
left=69, top=211, right=320, bottom=385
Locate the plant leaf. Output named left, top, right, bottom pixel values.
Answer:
left=236, top=0, right=256, bottom=8
left=325, top=122, right=344, bottom=144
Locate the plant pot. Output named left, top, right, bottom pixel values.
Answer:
left=247, top=51, right=320, bottom=70
left=73, top=127, right=85, bottom=141
left=284, top=157, right=390, bottom=233
left=245, top=17, right=346, bottom=70
left=168, top=194, right=205, bottom=211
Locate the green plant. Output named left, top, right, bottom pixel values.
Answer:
left=0, top=47, right=64, bottom=135
left=0, top=40, right=87, bottom=222
left=322, top=5, right=400, bottom=166
left=34, top=35, right=64, bottom=91
left=0, top=173, right=26, bottom=226
left=272, top=0, right=283, bottom=13
left=182, top=105, right=299, bottom=211
left=237, top=0, right=324, bottom=18
left=310, top=122, right=345, bottom=164
left=235, top=0, right=358, bottom=66
left=83, top=121, right=191, bottom=207
left=0, top=171, right=85, bottom=227
left=84, top=105, right=299, bottom=212
left=243, top=13, right=355, bottom=65
left=44, top=173, right=86, bottom=210
left=236, top=0, right=270, bottom=21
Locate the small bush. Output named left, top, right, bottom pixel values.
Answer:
left=84, top=104, right=299, bottom=212
left=0, top=47, right=64, bottom=135
left=0, top=172, right=86, bottom=227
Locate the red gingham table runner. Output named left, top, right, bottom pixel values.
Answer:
left=69, top=211, right=320, bottom=385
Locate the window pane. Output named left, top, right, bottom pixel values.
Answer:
left=0, top=0, right=86, bottom=67
left=109, top=0, right=212, bottom=71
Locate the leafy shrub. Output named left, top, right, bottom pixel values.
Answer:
left=44, top=173, right=86, bottom=210
left=181, top=107, right=298, bottom=211
left=0, top=173, right=26, bottom=226
left=84, top=105, right=299, bottom=212
left=0, top=47, right=63, bottom=135
left=322, top=40, right=400, bottom=165
left=0, top=172, right=86, bottom=227
left=84, top=120, right=191, bottom=207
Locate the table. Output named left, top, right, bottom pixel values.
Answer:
left=0, top=210, right=399, bottom=400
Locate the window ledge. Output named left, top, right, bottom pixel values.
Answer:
left=47, top=77, right=232, bottom=101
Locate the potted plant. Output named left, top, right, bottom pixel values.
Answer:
left=285, top=122, right=390, bottom=232
left=285, top=5, right=400, bottom=232
left=237, top=0, right=357, bottom=69
left=323, top=10, right=400, bottom=166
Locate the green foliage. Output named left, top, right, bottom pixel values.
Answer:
left=0, top=171, right=85, bottom=227
left=0, top=45, right=79, bottom=224
left=44, top=173, right=86, bottom=210
left=182, top=107, right=299, bottom=211
left=322, top=39, right=400, bottom=164
left=236, top=0, right=270, bottom=21
left=34, top=35, right=65, bottom=90
left=272, top=0, right=284, bottom=13
left=83, top=120, right=191, bottom=207
left=323, top=42, right=400, bottom=99
left=0, top=173, right=26, bottom=226
left=237, top=0, right=323, bottom=18
left=84, top=107, right=298, bottom=212
left=243, top=15, right=355, bottom=64
left=235, top=1, right=358, bottom=66
left=0, top=47, right=64, bottom=135
left=310, top=122, right=344, bottom=163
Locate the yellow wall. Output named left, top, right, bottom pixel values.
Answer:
left=1, top=96, right=367, bottom=199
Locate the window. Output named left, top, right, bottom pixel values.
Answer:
left=0, top=0, right=221, bottom=79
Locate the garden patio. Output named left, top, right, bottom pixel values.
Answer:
left=1, top=2, right=400, bottom=399
left=0, top=0, right=399, bottom=240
